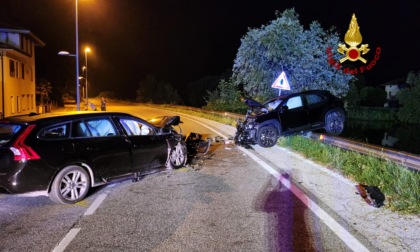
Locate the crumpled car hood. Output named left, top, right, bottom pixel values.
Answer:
left=147, top=116, right=181, bottom=129
left=243, top=98, right=264, bottom=109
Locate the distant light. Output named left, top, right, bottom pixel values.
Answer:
left=319, top=134, right=325, bottom=140
left=58, top=51, right=76, bottom=57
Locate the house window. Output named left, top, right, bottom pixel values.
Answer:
left=9, top=59, right=15, bottom=77
left=0, top=32, right=7, bottom=43
left=21, top=63, right=24, bottom=79
left=7, top=33, right=20, bottom=48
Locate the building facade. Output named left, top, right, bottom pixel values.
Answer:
left=0, top=25, right=45, bottom=118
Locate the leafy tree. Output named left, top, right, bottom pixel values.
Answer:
left=359, top=86, right=387, bottom=107
left=204, top=77, right=247, bottom=113
left=396, top=71, right=420, bottom=124
left=343, top=81, right=361, bottom=107
left=49, top=85, right=65, bottom=107
left=36, top=78, right=52, bottom=105
left=136, top=75, right=183, bottom=104
left=232, top=8, right=354, bottom=101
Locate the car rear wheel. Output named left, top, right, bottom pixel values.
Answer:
left=257, top=125, right=278, bottom=148
left=167, top=142, right=187, bottom=169
left=325, top=109, right=345, bottom=135
left=49, top=166, right=90, bottom=204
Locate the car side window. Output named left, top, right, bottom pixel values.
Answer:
left=119, top=119, right=154, bottom=136
left=86, top=119, right=117, bottom=137
left=73, top=121, right=92, bottom=137
left=0, top=123, right=21, bottom=145
left=72, top=119, right=117, bottom=137
left=39, top=124, right=69, bottom=139
left=306, top=94, right=324, bottom=105
left=286, top=96, right=303, bottom=110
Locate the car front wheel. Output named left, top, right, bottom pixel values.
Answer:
left=49, top=166, right=90, bottom=204
left=167, top=141, right=187, bottom=169
left=257, top=125, right=278, bottom=148
left=325, top=109, right=345, bottom=135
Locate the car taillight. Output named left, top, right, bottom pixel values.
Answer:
left=10, top=124, right=40, bottom=161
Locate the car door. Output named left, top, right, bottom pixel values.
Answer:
left=304, top=93, right=329, bottom=129
left=117, top=116, right=168, bottom=173
left=71, top=118, right=132, bottom=179
left=278, top=95, right=310, bottom=133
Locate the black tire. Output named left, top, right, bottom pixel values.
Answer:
left=257, top=125, right=278, bottom=148
left=49, top=166, right=90, bottom=204
left=167, top=142, right=187, bottom=169
left=325, top=108, right=345, bottom=135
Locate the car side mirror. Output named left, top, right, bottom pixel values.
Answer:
left=280, top=105, right=289, bottom=112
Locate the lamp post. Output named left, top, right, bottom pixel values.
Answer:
left=75, top=0, right=80, bottom=111
left=82, top=66, right=86, bottom=99
left=84, top=47, right=91, bottom=110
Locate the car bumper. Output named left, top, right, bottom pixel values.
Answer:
left=0, top=161, right=53, bottom=194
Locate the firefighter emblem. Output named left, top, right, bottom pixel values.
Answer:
left=337, top=14, right=370, bottom=63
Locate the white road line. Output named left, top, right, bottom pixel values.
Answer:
left=84, top=193, right=108, bottom=216
left=52, top=228, right=81, bottom=252
left=52, top=193, right=108, bottom=251
left=187, top=116, right=369, bottom=252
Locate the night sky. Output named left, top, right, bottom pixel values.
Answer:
left=1, top=0, right=420, bottom=101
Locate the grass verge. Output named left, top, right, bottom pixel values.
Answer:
left=278, top=136, right=420, bottom=214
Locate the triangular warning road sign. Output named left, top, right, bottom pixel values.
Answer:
left=271, top=71, right=291, bottom=90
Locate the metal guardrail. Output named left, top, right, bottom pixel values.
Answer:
left=308, top=132, right=420, bottom=172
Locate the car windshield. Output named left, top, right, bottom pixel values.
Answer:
left=264, top=98, right=283, bottom=111
left=0, top=123, right=21, bottom=145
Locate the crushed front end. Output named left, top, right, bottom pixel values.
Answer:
left=234, top=98, right=268, bottom=146
left=234, top=117, right=259, bottom=146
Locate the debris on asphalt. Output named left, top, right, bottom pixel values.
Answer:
left=355, top=184, right=385, bottom=208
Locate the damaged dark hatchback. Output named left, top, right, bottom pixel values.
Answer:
left=235, top=90, right=346, bottom=148
left=0, top=111, right=187, bottom=204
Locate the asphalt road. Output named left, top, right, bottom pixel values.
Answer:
left=0, top=100, right=419, bottom=252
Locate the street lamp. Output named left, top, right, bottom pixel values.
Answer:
left=84, top=47, right=91, bottom=110
left=57, top=51, right=81, bottom=109
left=75, top=0, right=80, bottom=111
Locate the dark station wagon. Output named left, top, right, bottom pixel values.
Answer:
left=0, top=111, right=187, bottom=204
left=235, top=90, right=346, bottom=148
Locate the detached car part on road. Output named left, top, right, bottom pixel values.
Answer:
left=235, top=90, right=346, bottom=148
left=0, top=112, right=187, bottom=204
